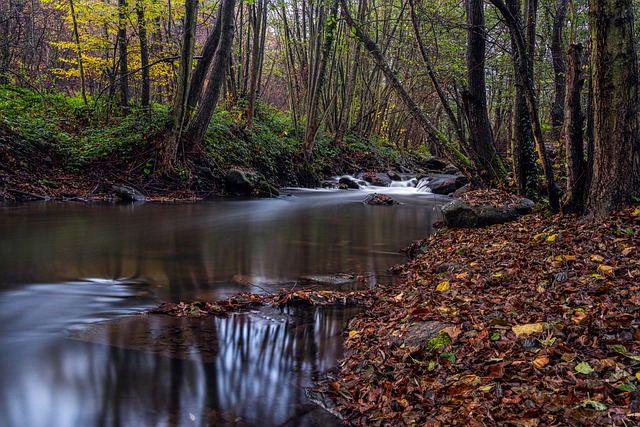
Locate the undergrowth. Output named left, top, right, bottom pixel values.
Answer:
left=0, top=85, right=429, bottom=187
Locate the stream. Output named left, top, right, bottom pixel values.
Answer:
left=0, top=183, right=448, bottom=426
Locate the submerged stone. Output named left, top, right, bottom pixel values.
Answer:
left=362, top=193, right=400, bottom=205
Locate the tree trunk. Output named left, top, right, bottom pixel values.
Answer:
left=162, top=0, right=198, bottom=170
left=506, top=0, right=538, bottom=199
left=69, top=0, right=87, bottom=105
left=304, top=0, right=338, bottom=158
left=562, top=43, right=586, bottom=214
left=136, top=0, right=150, bottom=109
left=585, top=0, right=639, bottom=218
left=490, top=0, right=560, bottom=212
left=340, top=0, right=479, bottom=184
left=246, top=0, right=267, bottom=128
left=117, top=0, right=130, bottom=113
left=184, top=0, right=236, bottom=152
left=550, top=0, right=569, bottom=138
left=187, top=9, right=222, bottom=111
left=465, top=0, right=507, bottom=184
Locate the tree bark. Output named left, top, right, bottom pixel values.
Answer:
left=340, top=0, right=480, bottom=184
left=562, top=43, right=586, bottom=214
left=117, top=0, right=130, bottom=113
left=69, top=0, right=87, bottom=105
left=490, top=0, right=560, bottom=212
left=187, top=9, right=222, bottom=111
left=585, top=0, right=639, bottom=218
left=550, top=0, right=569, bottom=138
left=161, top=0, right=198, bottom=170
left=246, top=0, right=267, bottom=128
left=304, top=0, right=338, bottom=158
left=184, top=0, right=236, bottom=152
left=136, top=0, right=150, bottom=109
left=465, top=0, right=507, bottom=184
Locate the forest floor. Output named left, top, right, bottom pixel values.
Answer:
left=3, top=118, right=640, bottom=425
left=310, top=193, right=640, bottom=426
left=144, top=190, right=640, bottom=426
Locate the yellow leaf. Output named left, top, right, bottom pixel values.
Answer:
left=436, top=281, right=451, bottom=292
left=591, top=254, right=605, bottom=262
left=348, top=330, right=359, bottom=338
left=532, top=354, right=550, bottom=369
left=512, top=323, right=544, bottom=336
left=547, top=234, right=558, bottom=243
left=636, top=372, right=640, bottom=381
left=622, top=247, right=635, bottom=256
left=394, top=292, right=405, bottom=301
left=534, top=233, right=544, bottom=241
left=633, top=207, right=640, bottom=216
left=597, top=264, right=615, bottom=276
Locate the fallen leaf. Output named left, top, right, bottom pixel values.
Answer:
left=575, top=361, right=594, bottom=374
left=590, top=254, right=605, bottom=263
left=512, top=323, right=544, bottom=336
left=597, top=264, right=614, bottom=276
left=436, top=281, right=451, bottom=292
left=394, top=292, right=404, bottom=301
left=532, top=354, right=550, bottom=369
left=547, top=234, right=558, bottom=243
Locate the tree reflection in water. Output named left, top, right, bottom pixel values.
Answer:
left=28, top=305, right=356, bottom=426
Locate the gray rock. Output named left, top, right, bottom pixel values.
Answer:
left=387, top=170, right=402, bottom=181
left=362, top=193, right=400, bottom=205
left=224, top=168, right=279, bottom=197
left=441, top=198, right=535, bottom=228
left=111, top=184, right=146, bottom=202
left=338, top=176, right=360, bottom=189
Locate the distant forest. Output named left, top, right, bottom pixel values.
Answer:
left=1, top=0, right=639, bottom=217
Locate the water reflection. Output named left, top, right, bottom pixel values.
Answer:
left=0, top=190, right=444, bottom=300
left=0, top=189, right=446, bottom=426
left=0, top=293, right=357, bottom=426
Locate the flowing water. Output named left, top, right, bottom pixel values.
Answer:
left=0, top=184, right=447, bottom=427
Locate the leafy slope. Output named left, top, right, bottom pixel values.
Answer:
left=318, top=201, right=640, bottom=426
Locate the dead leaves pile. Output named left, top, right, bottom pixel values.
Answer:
left=147, top=289, right=375, bottom=318
left=316, top=206, right=640, bottom=426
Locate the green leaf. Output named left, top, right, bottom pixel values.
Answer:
left=490, top=332, right=501, bottom=341
left=425, top=332, right=452, bottom=351
left=580, top=400, right=607, bottom=411
left=540, top=337, right=557, bottom=347
left=616, top=383, right=638, bottom=392
left=440, top=352, right=456, bottom=363
left=613, top=344, right=628, bottom=354
left=575, top=362, right=595, bottom=374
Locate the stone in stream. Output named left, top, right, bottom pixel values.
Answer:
left=362, top=193, right=400, bottom=206
left=111, top=184, right=146, bottom=202
left=441, top=198, right=534, bottom=228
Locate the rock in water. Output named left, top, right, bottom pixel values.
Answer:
left=441, top=198, right=534, bottom=228
left=111, top=184, right=146, bottom=202
left=362, top=193, right=400, bottom=205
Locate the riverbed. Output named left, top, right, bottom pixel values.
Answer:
left=0, top=186, right=447, bottom=426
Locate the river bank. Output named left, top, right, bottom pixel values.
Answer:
left=312, top=201, right=640, bottom=426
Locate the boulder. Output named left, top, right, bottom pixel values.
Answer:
left=416, top=174, right=469, bottom=195
left=387, top=170, right=402, bottom=181
left=224, top=168, right=279, bottom=197
left=361, top=171, right=392, bottom=187
left=363, top=193, right=400, bottom=206
left=422, top=157, right=448, bottom=171
left=111, top=184, right=146, bottom=202
left=338, top=176, right=360, bottom=189
left=441, top=198, right=534, bottom=228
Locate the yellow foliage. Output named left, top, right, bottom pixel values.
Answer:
left=512, top=323, right=543, bottom=336
left=436, top=281, right=451, bottom=292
